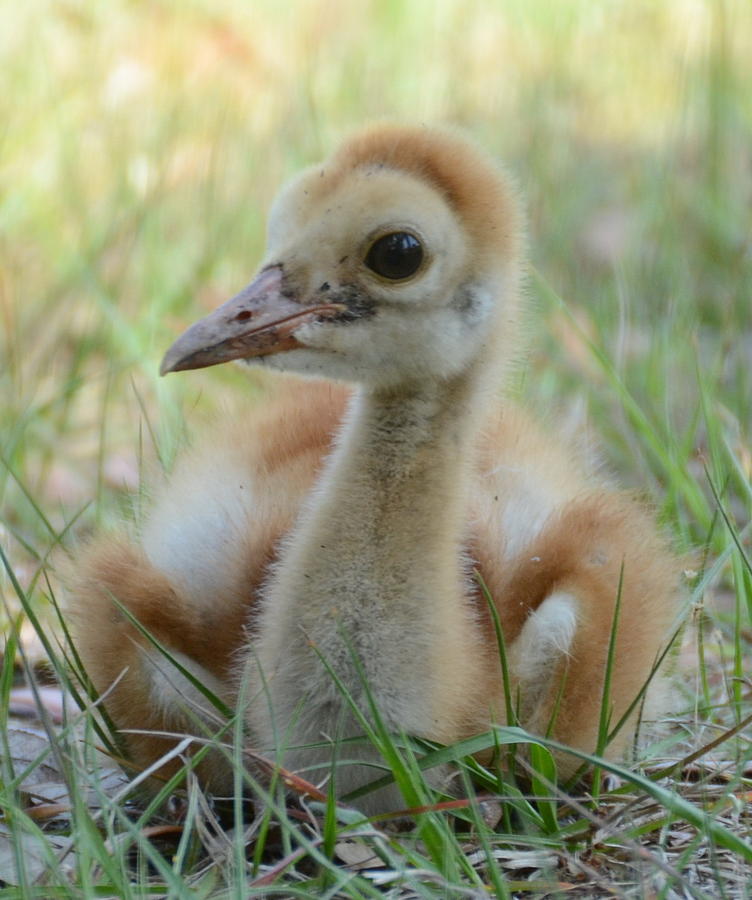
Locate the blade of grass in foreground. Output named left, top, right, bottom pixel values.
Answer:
left=310, top=632, right=460, bottom=875
left=496, top=728, right=752, bottom=863
left=353, top=724, right=752, bottom=863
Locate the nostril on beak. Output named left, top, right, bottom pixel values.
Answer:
left=235, top=310, right=252, bottom=321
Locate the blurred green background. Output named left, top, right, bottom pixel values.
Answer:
left=1, top=0, right=750, bottom=631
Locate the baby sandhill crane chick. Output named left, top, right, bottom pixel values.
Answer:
left=70, top=126, right=680, bottom=814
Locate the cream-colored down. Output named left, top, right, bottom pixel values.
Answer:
left=68, top=125, right=681, bottom=814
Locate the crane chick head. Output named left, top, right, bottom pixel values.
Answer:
left=161, top=125, right=522, bottom=390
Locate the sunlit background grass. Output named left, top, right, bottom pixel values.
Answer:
left=1, top=0, right=751, bottom=893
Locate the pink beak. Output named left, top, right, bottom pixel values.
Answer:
left=160, top=267, right=346, bottom=375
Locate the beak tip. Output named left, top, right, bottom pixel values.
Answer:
left=159, top=349, right=180, bottom=376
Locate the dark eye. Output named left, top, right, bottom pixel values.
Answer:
left=364, top=232, right=424, bottom=280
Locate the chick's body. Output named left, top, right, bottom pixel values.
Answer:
left=69, top=126, right=680, bottom=814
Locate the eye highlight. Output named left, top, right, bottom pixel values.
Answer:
left=364, top=232, right=424, bottom=280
